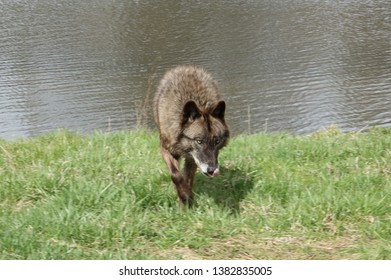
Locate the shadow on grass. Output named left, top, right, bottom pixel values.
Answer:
left=194, top=165, right=255, bottom=214
left=142, top=165, right=255, bottom=213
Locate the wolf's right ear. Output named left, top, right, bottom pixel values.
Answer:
left=211, top=100, right=226, bottom=120
left=183, top=101, right=201, bottom=122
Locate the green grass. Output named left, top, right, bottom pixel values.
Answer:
left=0, top=127, right=390, bottom=259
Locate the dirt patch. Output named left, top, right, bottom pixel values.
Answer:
left=157, top=234, right=359, bottom=260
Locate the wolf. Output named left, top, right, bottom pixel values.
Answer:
left=153, top=65, right=230, bottom=206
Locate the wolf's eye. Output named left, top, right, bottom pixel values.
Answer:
left=196, top=139, right=203, bottom=144
left=215, top=138, right=221, bottom=145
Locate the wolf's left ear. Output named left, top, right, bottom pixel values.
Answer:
left=183, top=101, right=201, bottom=122
left=211, top=100, right=226, bottom=120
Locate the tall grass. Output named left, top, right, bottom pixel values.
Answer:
left=0, top=127, right=390, bottom=259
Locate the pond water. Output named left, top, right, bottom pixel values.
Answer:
left=1, top=0, right=390, bottom=140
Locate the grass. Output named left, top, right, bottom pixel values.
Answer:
left=0, top=127, right=390, bottom=259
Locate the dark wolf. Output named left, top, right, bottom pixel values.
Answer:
left=153, top=65, right=230, bottom=207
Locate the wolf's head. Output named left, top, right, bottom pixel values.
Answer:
left=180, top=100, right=229, bottom=177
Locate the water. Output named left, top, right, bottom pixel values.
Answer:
left=1, top=0, right=390, bottom=140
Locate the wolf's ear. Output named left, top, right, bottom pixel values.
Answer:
left=211, top=100, right=226, bottom=120
left=183, top=101, right=201, bottom=122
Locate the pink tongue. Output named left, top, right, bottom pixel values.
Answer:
left=212, top=167, right=220, bottom=177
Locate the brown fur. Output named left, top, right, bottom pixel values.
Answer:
left=153, top=65, right=230, bottom=206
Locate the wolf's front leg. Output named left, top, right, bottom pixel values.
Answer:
left=182, top=157, right=197, bottom=206
left=161, top=147, right=193, bottom=207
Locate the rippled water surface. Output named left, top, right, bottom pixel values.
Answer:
left=1, top=0, right=390, bottom=139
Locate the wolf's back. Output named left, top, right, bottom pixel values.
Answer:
left=153, top=65, right=221, bottom=138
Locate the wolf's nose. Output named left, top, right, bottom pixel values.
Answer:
left=206, top=166, right=219, bottom=177
left=207, top=167, right=215, bottom=176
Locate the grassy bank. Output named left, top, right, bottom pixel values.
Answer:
left=0, top=128, right=390, bottom=259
